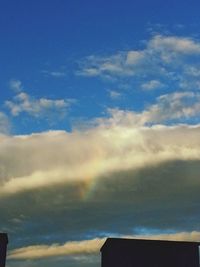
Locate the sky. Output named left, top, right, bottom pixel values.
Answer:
left=1, top=1, right=200, bottom=266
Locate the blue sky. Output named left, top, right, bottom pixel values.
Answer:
left=1, top=0, right=200, bottom=134
left=1, top=1, right=200, bottom=267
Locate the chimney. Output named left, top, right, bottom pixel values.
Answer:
left=0, top=234, right=8, bottom=267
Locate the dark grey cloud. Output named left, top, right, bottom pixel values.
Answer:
left=1, top=125, right=200, bottom=267
left=2, top=160, right=200, bottom=249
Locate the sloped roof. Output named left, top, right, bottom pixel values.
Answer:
left=100, top=238, right=200, bottom=252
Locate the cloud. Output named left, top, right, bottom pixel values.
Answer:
left=125, top=51, right=145, bottom=65
left=1, top=124, right=200, bottom=259
left=42, top=70, right=66, bottom=78
left=0, top=112, right=10, bottom=134
left=141, top=80, right=164, bottom=90
left=77, top=53, right=134, bottom=78
left=98, top=91, right=200, bottom=127
left=9, top=79, right=23, bottom=92
left=0, top=119, right=200, bottom=196
left=77, top=34, right=200, bottom=92
left=1, top=90, right=200, bottom=196
left=8, top=238, right=105, bottom=260
left=1, top=89, right=200, bottom=257
left=184, top=66, right=200, bottom=77
left=8, top=231, right=200, bottom=260
left=130, top=231, right=200, bottom=242
left=5, top=91, right=75, bottom=119
left=2, top=158, right=200, bottom=253
left=148, top=35, right=200, bottom=57
left=109, top=90, right=122, bottom=99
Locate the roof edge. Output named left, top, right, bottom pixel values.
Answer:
left=100, top=238, right=200, bottom=251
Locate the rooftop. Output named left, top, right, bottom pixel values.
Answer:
left=101, top=238, right=200, bottom=251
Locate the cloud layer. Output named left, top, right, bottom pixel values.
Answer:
left=0, top=119, right=200, bottom=251
left=0, top=112, right=10, bottom=134
left=78, top=35, right=200, bottom=93
left=0, top=122, right=200, bottom=196
left=8, top=231, right=200, bottom=260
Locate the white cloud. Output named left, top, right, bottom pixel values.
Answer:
left=126, top=51, right=145, bottom=65
left=141, top=80, right=164, bottom=90
left=0, top=112, right=10, bottom=134
left=1, top=89, right=200, bottom=196
left=78, top=67, right=100, bottom=77
left=9, top=79, right=23, bottom=92
left=109, top=90, right=122, bottom=99
left=5, top=91, right=75, bottom=118
left=184, top=66, right=200, bottom=77
left=148, top=35, right=200, bottom=56
left=8, top=231, right=200, bottom=260
left=98, top=91, right=200, bottom=127
left=77, top=34, right=200, bottom=92
left=0, top=120, right=200, bottom=196
left=1, top=104, right=200, bottom=257
left=143, top=91, right=200, bottom=123
left=42, top=70, right=66, bottom=77
left=77, top=53, right=134, bottom=78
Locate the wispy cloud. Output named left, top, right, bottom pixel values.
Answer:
left=148, top=35, right=200, bottom=57
left=97, top=91, right=200, bottom=127
left=0, top=112, right=10, bottom=134
left=5, top=84, right=76, bottom=120
left=8, top=231, right=200, bottom=260
left=109, top=90, right=122, bottom=99
left=5, top=92, right=72, bottom=117
left=77, top=34, right=200, bottom=92
left=141, top=80, right=164, bottom=90
left=42, top=70, right=67, bottom=78
left=8, top=238, right=105, bottom=260
left=9, top=79, right=23, bottom=92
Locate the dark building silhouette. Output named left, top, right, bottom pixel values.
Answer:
left=100, top=238, right=200, bottom=267
left=0, top=234, right=8, bottom=267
